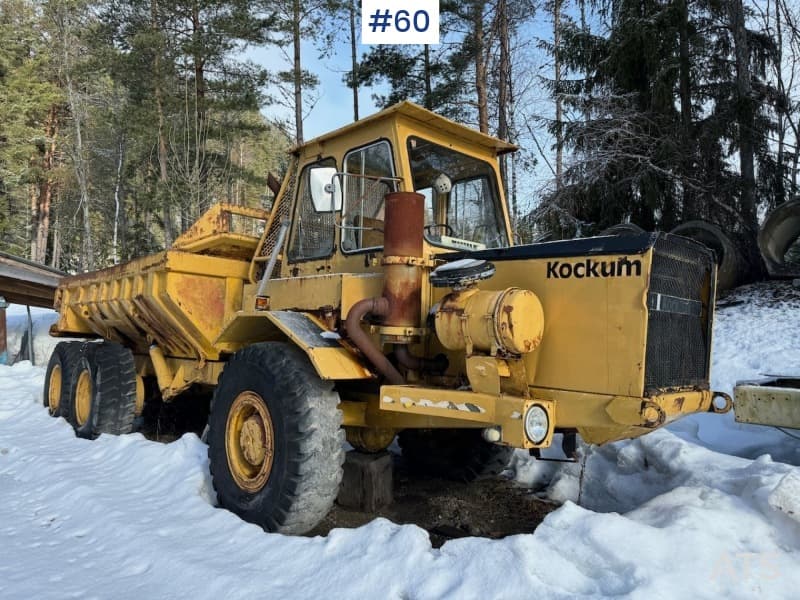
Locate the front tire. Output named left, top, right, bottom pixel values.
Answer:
left=207, top=342, right=344, bottom=535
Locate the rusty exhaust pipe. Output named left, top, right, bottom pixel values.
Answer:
left=344, top=192, right=426, bottom=384
left=381, top=191, right=425, bottom=327
left=345, top=296, right=404, bottom=385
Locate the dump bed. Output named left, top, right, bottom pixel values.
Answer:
left=50, top=204, right=268, bottom=361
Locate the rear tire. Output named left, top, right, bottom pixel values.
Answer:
left=207, top=342, right=344, bottom=535
left=398, top=428, right=513, bottom=482
left=43, top=341, right=82, bottom=418
left=68, top=342, right=137, bottom=439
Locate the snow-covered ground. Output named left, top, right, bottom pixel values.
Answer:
left=1, top=286, right=800, bottom=598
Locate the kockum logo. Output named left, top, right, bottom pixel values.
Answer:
left=546, top=257, right=642, bottom=279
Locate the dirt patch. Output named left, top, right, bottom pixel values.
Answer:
left=307, top=454, right=558, bottom=547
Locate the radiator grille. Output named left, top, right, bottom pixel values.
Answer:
left=644, top=234, right=715, bottom=393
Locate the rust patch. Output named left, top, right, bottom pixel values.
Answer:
left=177, top=275, right=225, bottom=331
left=383, top=192, right=424, bottom=257
left=502, top=304, right=515, bottom=337
left=672, top=396, right=685, bottom=411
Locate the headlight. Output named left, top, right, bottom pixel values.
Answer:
left=524, top=404, right=549, bottom=444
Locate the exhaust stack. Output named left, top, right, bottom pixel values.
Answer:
left=345, top=192, right=427, bottom=383
left=381, top=192, right=425, bottom=331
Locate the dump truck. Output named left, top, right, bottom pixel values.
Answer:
left=44, top=102, right=732, bottom=534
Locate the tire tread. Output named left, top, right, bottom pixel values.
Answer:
left=208, top=342, right=344, bottom=535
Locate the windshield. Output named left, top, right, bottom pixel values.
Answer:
left=407, top=136, right=508, bottom=250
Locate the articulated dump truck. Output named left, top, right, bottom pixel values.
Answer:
left=45, top=102, right=732, bottom=534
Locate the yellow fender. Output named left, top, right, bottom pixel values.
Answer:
left=215, top=309, right=374, bottom=381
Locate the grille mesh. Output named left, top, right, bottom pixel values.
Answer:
left=253, top=157, right=298, bottom=280
left=644, top=234, right=714, bottom=393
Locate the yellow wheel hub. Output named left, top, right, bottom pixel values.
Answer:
left=48, top=364, right=62, bottom=415
left=74, top=369, right=93, bottom=426
left=226, top=391, right=275, bottom=492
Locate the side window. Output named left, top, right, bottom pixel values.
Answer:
left=288, top=158, right=336, bottom=261
left=341, top=141, right=396, bottom=252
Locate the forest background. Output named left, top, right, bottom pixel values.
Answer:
left=1, top=0, right=799, bottom=276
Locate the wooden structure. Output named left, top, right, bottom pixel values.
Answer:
left=0, top=252, right=63, bottom=308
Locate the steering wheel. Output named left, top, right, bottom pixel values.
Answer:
left=424, top=223, right=454, bottom=238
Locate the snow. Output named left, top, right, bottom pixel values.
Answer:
left=4, top=304, right=63, bottom=365
left=2, top=285, right=800, bottom=598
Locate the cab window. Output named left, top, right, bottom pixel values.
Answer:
left=341, top=140, right=396, bottom=252
left=288, top=158, right=337, bottom=261
left=407, top=136, right=508, bottom=250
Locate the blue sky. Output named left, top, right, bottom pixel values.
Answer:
left=246, top=38, right=383, bottom=140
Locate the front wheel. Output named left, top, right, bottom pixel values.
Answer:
left=207, top=343, right=344, bottom=535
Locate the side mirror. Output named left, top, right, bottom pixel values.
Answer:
left=309, top=167, right=342, bottom=212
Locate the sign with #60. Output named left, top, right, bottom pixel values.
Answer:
left=361, top=0, right=440, bottom=45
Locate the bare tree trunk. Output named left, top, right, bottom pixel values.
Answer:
left=728, top=0, right=763, bottom=279
left=553, top=0, right=564, bottom=189
left=774, top=0, right=786, bottom=208
left=112, top=137, right=125, bottom=264
left=678, top=0, right=695, bottom=222
left=496, top=0, right=511, bottom=208
left=50, top=212, right=61, bottom=269
left=293, top=0, right=303, bottom=143
left=151, top=0, right=173, bottom=247
left=350, top=0, right=359, bottom=121
left=30, top=104, right=59, bottom=263
left=192, top=0, right=206, bottom=216
left=28, top=184, right=37, bottom=260
left=423, top=44, right=433, bottom=110
left=474, top=5, right=488, bottom=133
left=58, top=6, right=93, bottom=271
left=728, top=0, right=757, bottom=232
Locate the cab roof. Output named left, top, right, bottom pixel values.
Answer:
left=293, top=101, right=518, bottom=156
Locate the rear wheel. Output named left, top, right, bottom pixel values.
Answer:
left=207, top=342, right=344, bottom=534
left=68, top=342, right=137, bottom=439
left=398, top=428, right=513, bottom=482
left=43, top=341, right=82, bottom=418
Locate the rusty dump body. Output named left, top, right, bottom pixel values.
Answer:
left=50, top=101, right=730, bottom=452
left=52, top=248, right=248, bottom=360
left=51, top=204, right=272, bottom=399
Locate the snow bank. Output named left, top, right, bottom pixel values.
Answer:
left=1, top=287, right=800, bottom=598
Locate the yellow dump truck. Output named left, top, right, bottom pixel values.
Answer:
left=44, top=102, right=731, bottom=534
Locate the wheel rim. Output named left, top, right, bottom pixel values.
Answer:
left=225, top=391, right=275, bottom=492
left=47, top=364, right=62, bottom=415
left=74, top=369, right=93, bottom=426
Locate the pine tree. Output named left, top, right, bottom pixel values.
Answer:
left=536, top=0, right=781, bottom=278
left=0, top=0, right=64, bottom=262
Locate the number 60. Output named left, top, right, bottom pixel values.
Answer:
left=395, top=9, right=430, bottom=33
